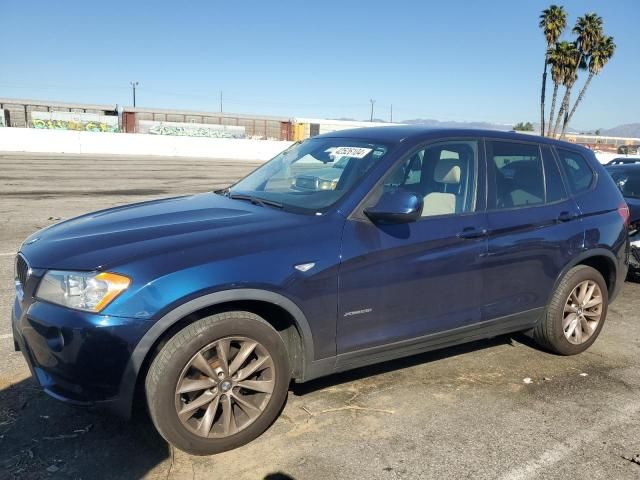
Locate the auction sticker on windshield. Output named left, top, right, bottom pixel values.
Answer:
left=332, top=147, right=373, bottom=158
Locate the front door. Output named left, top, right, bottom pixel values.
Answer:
left=337, top=139, right=488, bottom=354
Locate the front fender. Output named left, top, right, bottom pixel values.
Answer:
left=112, top=288, right=316, bottom=418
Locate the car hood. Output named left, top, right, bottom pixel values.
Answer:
left=20, top=193, right=297, bottom=270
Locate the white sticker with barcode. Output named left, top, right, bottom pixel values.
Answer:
left=332, top=147, right=372, bottom=158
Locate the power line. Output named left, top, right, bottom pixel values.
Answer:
left=0, top=81, right=377, bottom=110
left=0, top=80, right=402, bottom=118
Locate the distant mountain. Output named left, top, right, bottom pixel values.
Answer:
left=334, top=117, right=389, bottom=123
left=394, top=120, right=640, bottom=137
left=333, top=117, right=640, bottom=138
left=599, top=123, right=640, bottom=138
left=400, top=118, right=514, bottom=131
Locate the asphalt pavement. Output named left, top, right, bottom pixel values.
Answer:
left=1, top=152, right=639, bottom=480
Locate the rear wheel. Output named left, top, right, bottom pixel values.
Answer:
left=534, top=265, right=608, bottom=355
left=145, top=311, right=290, bottom=455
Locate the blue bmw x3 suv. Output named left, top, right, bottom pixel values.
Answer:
left=12, top=127, right=629, bottom=454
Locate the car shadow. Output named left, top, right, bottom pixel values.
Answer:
left=292, top=333, right=540, bottom=396
left=264, top=473, right=296, bottom=480
left=0, top=376, right=169, bottom=479
left=0, top=333, right=544, bottom=478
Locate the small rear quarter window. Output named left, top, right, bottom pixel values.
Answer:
left=542, top=146, right=567, bottom=203
left=556, top=149, right=594, bottom=194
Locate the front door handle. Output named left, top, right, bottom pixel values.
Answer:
left=457, top=227, right=488, bottom=239
left=557, top=211, right=577, bottom=223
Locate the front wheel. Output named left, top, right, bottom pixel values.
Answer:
left=145, top=312, right=290, bottom=455
left=534, top=265, right=608, bottom=355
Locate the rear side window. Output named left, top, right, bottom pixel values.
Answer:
left=556, top=149, right=594, bottom=194
left=488, top=141, right=545, bottom=209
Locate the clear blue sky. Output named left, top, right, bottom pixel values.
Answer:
left=1, top=0, right=638, bottom=129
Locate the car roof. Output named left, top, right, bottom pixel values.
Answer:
left=313, top=126, right=591, bottom=151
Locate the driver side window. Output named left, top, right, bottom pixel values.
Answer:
left=382, top=140, right=478, bottom=217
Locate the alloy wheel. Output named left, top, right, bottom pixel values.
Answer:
left=562, top=280, right=603, bottom=345
left=174, top=336, right=276, bottom=438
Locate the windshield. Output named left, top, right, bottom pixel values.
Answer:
left=607, top=168, right=640, bottom=199
left=229, top=138, right=389, bottom=213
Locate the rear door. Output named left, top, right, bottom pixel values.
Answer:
left=483, top=140, right=583, bottom=323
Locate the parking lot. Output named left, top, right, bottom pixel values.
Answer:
left=1, top=152, right=640, bottom=480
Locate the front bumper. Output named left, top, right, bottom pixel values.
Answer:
left=12, top=294, right=148, bottom=416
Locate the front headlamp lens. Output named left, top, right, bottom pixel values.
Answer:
left=318, top=179, right=338, bottom=190
left=36, top=271, right=131, bottom=312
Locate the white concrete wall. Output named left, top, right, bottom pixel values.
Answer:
left=0, top=127, right=293, bottom=161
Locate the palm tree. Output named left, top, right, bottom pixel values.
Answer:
left=539, top=5, right=567, bottom=136
left=550, top=42, right=580, bottom=137
left=574, top=13, right=604, bottom=59
left=546, top=41, right=572, bottom=136
left=553, top=13, right=603, bottom=137
left=561, top=35, right=616, bottom=136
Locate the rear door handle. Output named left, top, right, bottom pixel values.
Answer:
left=557, top=211, right=577, bottom=223
left=457, top=227, right=488, bottom=239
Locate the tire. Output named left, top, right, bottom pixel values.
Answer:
left=145, top=311, right=290, bottom=455
left=533, top=265, right=609, bottom=355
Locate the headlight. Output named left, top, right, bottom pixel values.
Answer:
left=36, top=271, right=131, bottom=312
left=318, top=179, right=338, bottom=190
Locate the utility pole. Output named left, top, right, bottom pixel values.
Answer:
left=220, top=91, right=223, bottom=113
left=390, top=104, right=393, bottom=123
left=130, top=81, right=139, bottom=107
left=369, top=99, right=376, bottom=122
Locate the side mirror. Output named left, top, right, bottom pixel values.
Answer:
left=364, top=191, right=423, bottom=224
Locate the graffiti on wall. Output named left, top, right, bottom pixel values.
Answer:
left=139, top=120, right=245, bottom=139
left=30, top=111, right=119, bottom=133
left=32, top=119, right=119, bottom=132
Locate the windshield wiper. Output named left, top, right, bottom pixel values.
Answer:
left=228, top=193, right=283, bottom=209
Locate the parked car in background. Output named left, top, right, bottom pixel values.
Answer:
left=606, top=157, right=640, bottom=166
left=291, top=147, right=387, bottom=191
left=12, top=127, right=629, bottom=455
left=605, top=162, right=640, bottom=275
left=291, top=154, right=350, bottom=191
